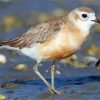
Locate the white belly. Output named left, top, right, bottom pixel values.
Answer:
left=20, top=44, right=41, bottom=63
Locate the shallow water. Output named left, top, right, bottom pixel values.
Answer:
left=0, top=0, right=100, bottom=100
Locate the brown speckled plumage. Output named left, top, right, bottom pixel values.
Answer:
left=0, top=16, right=67, bottom=48
left=76, top=7, right=94, bottom=13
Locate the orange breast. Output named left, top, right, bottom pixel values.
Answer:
left=38, top=24, right=87, bottom=60
left=39, top=40, right=75, bottom=60
left=45, top=46, right=75, bottom=59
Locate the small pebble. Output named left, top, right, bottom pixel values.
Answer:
left=45, top=70, right=48, bottom=73
left=84, top=44, right=100, bottom=55
left=61, top=54, right=77, bottom=63
left=55, top=70, right=61, bottom=75
left=0, top=54, right=7, bottom=64
left=14, top=64, right=28, bottom=71
left=0, top=94, right=6, bottom=100
left=1, top=83, right=17, bottom=89
left=84, top=56, right=98, bottom=64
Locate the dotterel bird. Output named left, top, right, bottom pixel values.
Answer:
left=0, top=7, right=100, bottom=94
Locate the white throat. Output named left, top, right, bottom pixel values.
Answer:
left=75, top=20, right=90, bottom=35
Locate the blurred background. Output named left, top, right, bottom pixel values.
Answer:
left=0, top=0, right=100, bottom=99
left=0, top=0, right=100, bottom=39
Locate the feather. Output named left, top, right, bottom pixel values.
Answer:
left=0, top=16, right=66, bottom=49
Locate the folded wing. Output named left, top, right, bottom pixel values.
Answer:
left=0, top=16, right=65, bottom=49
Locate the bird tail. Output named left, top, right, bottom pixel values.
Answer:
left=0, top=40, right=19, bottom=50
left=0, top=40, right=7, bottom=46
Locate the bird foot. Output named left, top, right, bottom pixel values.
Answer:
left=48, top=85, right=63, bottom=95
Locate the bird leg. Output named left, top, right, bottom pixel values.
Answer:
left=51, top=61, right=55, bottom=89
left=33, top=63, right=50, bottom=87
left=33, top=63, right=61, bottom=94
left=50, top=61, right=62, bottom=94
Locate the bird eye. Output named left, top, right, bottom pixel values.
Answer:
left=82, top=14, right=88, bottom=18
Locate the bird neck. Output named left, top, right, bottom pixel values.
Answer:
left=66, top=19, right=89, bottom=46
left=68, top=18, right=90, bottom=37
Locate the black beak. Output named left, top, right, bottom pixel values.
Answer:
left=92, top=18, right=100, bottom=24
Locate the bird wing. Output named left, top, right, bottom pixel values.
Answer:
left=0, top=16, right=65, bottom=49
